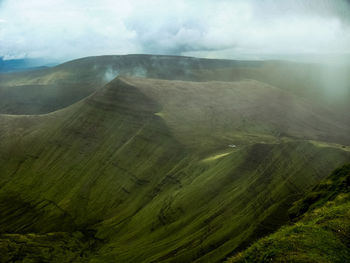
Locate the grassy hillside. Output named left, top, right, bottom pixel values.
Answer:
left=227, top=164, right=350, bottom=263
left=0, top=74, right=349, bottom=262
left=123, top=77, right=350, bottom=147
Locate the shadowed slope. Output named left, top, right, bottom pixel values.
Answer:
left=0, top=78, right=184, bottom=228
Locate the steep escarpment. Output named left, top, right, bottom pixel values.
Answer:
left=0, top=77, right=186, bottom=261
left=0, top=76, right=349, bottom=262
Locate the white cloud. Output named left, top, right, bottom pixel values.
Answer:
left=0, top=0, right=350, bottom=60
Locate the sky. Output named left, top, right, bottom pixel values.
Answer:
left=1, top=0, right=350, bottom=61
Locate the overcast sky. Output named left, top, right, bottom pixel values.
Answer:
left=1, top=0, right=350, bottom=61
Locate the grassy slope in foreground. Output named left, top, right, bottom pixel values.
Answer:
left=227, top=164, right=350, bottom=263
left=0, top=77, right=349, bottom=262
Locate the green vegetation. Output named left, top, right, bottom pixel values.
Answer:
left=0, top=55, right=349, bottom=262
left=227, top=164, right=350, bottom=263
left=0, top=232, right=94, bottom=263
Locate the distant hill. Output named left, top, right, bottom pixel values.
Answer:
left=0, top=55, right=261, bottom=114
left=0, top=55, right=349, bottom=119
left=0, top=57, right=57, bottom=73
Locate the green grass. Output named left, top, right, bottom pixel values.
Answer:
left=227, top=164, right=350, bottom=263
left=0, top=232, right=94, bottom=263
left=0, top=61, right=349, bottom=262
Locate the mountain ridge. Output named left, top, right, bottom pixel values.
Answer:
left=0, top=56, right=349, bottom=262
